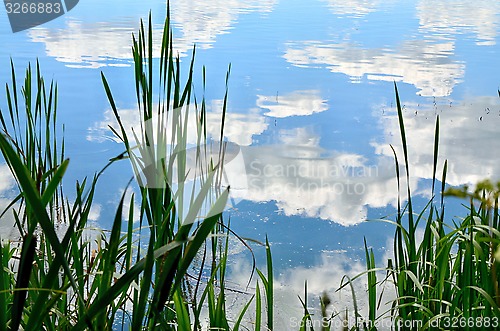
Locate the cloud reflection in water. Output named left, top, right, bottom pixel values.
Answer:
left=88, top=90, right=420, bottom=226
left=27, top=0, right=277, bottom=68
left=0, top=164, right=17, bottom=242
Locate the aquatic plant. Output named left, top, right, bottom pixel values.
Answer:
left=0, top=9, right=272, bottom=331
left=331, top=85, right=500, bottom=331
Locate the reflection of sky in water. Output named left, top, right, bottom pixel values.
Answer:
left=323, top=0, right=380, bottom=17
left=87, top=92, right=500, bottom=226
left=284, top=40, right=465, bottom=97
left=417, top=0, right=500, bottom=45
left=1, top=0, right=500, bottom=326
left=0, top=165, right=17, bottom=242
left=374, top=96, right=500, bottom=186
left=23, top=0, right=277, bottom=68
left=0, top=164, right=102, bottom=241
left=227, top=250, right=382, bottom=329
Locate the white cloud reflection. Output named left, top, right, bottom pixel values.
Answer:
left=222, top=94, right=500, bottom=226
left=233, top=126, right=419, bottom=226
left=285, top=0, right=500, bottom=97
left=0, top=164, right=18, bottom=242
left=88, top=91, right=500, bottom=227
left=28, top=20, right=161, bottom=68
left=87, top=101, right=267, bottom=146
left=170, top=0, right=277, bottom=49
left=0, top=164, right=14, bottom=193
left=373, top=95, right=500, bottom=187
left=89, top=93, right=411, bottom=226
left=227, top=245, right=396, bottom=330
left=28, top=20, right=177, bottom=68
left=27, top=0, right=277, bottom=68
left=284, top=40, right=464, bottom=97
left=323, top=0, right=379, bottom=17
left=417, top=0, right=500, bottom=46
left=88, top=91, right=414, bottom=226
left=257, top=90, right=329, bottom=118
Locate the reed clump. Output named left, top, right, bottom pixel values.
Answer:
left=324, top=85, right=500, bottom=331
left=2, top=7, right=498, bottom=331
left=0, top=10, right=273, bottom=331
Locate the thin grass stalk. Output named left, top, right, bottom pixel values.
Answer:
left=394, top=83, right=416, bottom=278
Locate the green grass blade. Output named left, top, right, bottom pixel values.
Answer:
left=233, top=295, right=254, bottom=331
left=394, top=83, right=416, bottom=275
left=364, top=237, right=377, bottom=325
left=40, top=160, right=68, bottom=206
left=72, top=240, right=184, bottom=331
left=173, top=188, right=229, bottom=287
left=0, top=245, right=9, bottom=331
left=432, top=115, right=439, bottom=196
left=256, top=238, right=274, bottom=330
left=0, top=133, right=89, bottom=324
left=265, top=235, right=273, bottom=330
left=95, top=186, right=127, bottom=328
left=173, top=289, right=192, bottom=331
left=9, top=234, right=36, bottom=331
left=255, top=281, right=262, bottom=331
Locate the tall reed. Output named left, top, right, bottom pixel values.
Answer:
left=340, top=85, right=500, bottom=331
left=300, top=85, right=500, bottom=331
left=0, top=9, right=271, bottom=331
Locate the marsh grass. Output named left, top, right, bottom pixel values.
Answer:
left=383, top=85, right=500, bottom=330
left=0, top=9, right=273, bottom=331
left=2, top=7, right=497, bottom=331
left=326, top=84, right=500, bottom=331
left=297, top=85, right=500, bottom=331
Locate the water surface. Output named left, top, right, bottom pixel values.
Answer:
left=1, top=0, right=500, bottom=327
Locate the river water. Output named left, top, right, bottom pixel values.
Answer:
left=0, top=0, right=500, bottom=328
